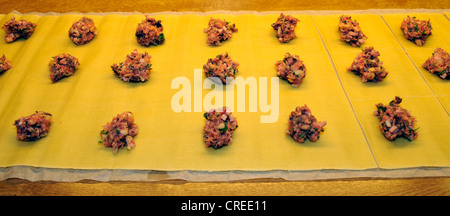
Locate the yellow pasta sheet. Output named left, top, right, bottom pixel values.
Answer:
left=0, top=12, right=448, bottom=172
left=313, top=14, right=450, bottom=169
left=382, top=13, right=450, bottom=112
left=0, top=12, right=376, bottom=171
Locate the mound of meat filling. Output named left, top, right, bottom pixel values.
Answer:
left=287, top=105, right=327, bottom=143
left=400, top=16, right=432, bottom=46
left=13, top=111, right=53, bottom=141
left=338, top=15, right=367, bottom=47
left=2, top=16, right=37, bottom=43
left=100, top=112, right=139, bottom=153
left=275, top=52, right=307, bottom=87
left=49, top=53, right=80, bottom=83
left=422, top=47, right=449, bottom=79
left=135, top=15, right=165, bottom=47
left=204, top=17, right=237, bottom=46
left=203, top=52, right=239, bottom=84
left=111, top=49, right=152, bottom=82
left=348, top=46, right=388, bottom=82
left=68, top=17, right=97, bottom=45
left=203, top=107, right=238, bottom=149
left=374, top=96, right=418, bottom=141
left=0, top=54, right=13, bottom=74
left=271, top=13, right=299, bottom=43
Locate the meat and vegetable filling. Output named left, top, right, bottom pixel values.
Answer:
left=204, top=17, right=237, bottom=46
left=203, top=52, right=239, bottom=84
left=13, top=111, right=53, bottom=141
left=203, top=107, right=238, bottom=149
left=338, top=15, right=367, bottom=47
left=100, top=112, right=139, bottom=153
left=275, top=52, right=307, bottom=87
left=374, top=96, right=418, bottom=141
left=0, top=54, right=13, bottom=74
left=111, top=49, right=152, bottom=82
left=287, top=105, right=327, bottom=143
left=348, top=46, right=388, bottom=82
left=422, top=47, right=449, bottom=79
left=68, top=17, right=97, bottom=45
left=400, top=16, right=432, bottom=47
left=2, top=16, right=37, bottom=43
left=49, top=53, right=80, bottom=83
left=271, top=13, right=299, bottom=43
left=136, top=15, right=165, bottom=47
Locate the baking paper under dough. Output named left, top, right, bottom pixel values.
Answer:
left=0, top=13, right=377, bottom=171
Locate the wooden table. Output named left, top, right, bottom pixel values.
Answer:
left=0, top=0, right=449, bottom=196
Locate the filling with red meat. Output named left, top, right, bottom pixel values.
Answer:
left=422, top=47, right=449, bottom=79
left=13, top=111, right=53, bottom=141
left=275, top=52, right=307, bottom=87
left=271, top=13, right=299, bottom=43
left=204, top=17, right=237, bottom=46
left=338, top=15, right=367, bottom=47
left=348, top=46, right=388, bottom=82
left=0, top=54, right=13, bottom=74
left=100, top=112, right=139, bottom=153
left=400, top=16, right=432, bottom=47
left=49, top=53, right=80, bottom=83
left=136, top=15, right=165, bottom=47
left=203, top=107, right=238, bottom=149
left=287, top=105, right=326, bottom=143
left=2, top=16, right=37, bottom=43
left=374, top=96, right=418, bottom=141
left=68, top=17, right=97, bottom=45
left=203, top=52, right=239, bottom=84
left=111, top=49, right=152, bottom=82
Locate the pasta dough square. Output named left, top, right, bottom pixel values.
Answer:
left=351, top=96, right=450, bottom=169
left=312, top=14, right=436, bottom=101
left=313, top=13, right=450, bottom=169
left=382, top=13, right=450, bottom=50
left=0, top=13, right=377, bottom=171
